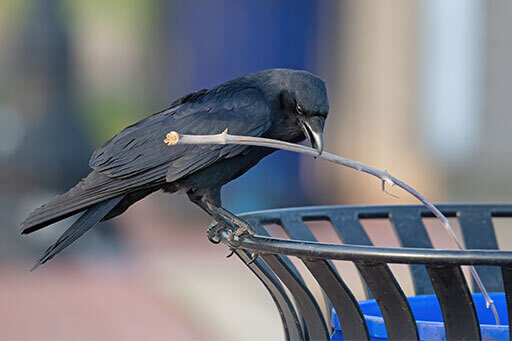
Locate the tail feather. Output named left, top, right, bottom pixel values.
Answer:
left=31, top=196, right=124, bottom=270
left=21, top=167, right=166, bottom=234
left=20, top=172, right=117, bottom=234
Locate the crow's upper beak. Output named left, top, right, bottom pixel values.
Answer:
left=302, top=116, right=325, bottom=155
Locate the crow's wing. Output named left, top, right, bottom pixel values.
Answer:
left=89, top=87, right=272, bottom=181
left=21, top=87, right=272, bottom=235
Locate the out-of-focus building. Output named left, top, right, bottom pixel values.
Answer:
left=475, top=0, right=512, bottom=202
left=314, top=0, right=439, bottom=205
left=1, top=1, right=512, bottom=340
left=313, top=0, right=511, bottom=206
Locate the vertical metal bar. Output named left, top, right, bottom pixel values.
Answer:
left=389, top=208, right=434, bottom=295
left=426, top=265, right=481, bottom=340
left=262, top=254, right=330, bottom=341
left=458, top=208, right=503, bottom=292
left=356, top=262, right=419, bottom=341
left=501, top=266, right=512, bottom=341
left=280, top=214, right=337, bottom=325
left=247, top=217, right=330, bottom=339
left=245, top=218, right=305, bottom=282
left=245, top=218, right=311, bottom=337
left=329, top=213, right=374, bottom=299
left=235, top=250, right=304, bottom=341
left=329, top=213, right=373, bottom=246
left=304, top=259, right=370, bottom=341
left=280, top=214, right=318, bottom=241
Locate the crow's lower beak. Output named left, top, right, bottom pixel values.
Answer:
left=302, top=116, right=325, bottom=155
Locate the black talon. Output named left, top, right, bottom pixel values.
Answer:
left=208, top=234, right=221, bottom=244
left=247, top=253, right=259, bottom=265
left=206, top=223, right=223, bottom=244
left=226, top=249, right=235, bottom=258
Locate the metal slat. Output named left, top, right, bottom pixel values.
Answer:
left=329, top=213, right=374, bottom=299
left=244, top=218, right=312, bottom=337
left=229, top=234, right=512, bottom=266
left=426, top=265, right=481, bottom=340
left=279, top=215, right=337, bottom=325
left=279, top=214, right=340, bottom=278
left=329, top=213, right=373, bottom=246
left=245, top=218, right=305, bottom=282
left=227, top=204, right=512, bottom=340
left=280, top=214, right=318, bottom=242
left=458, top=208, right=503, bottom=292
left=239, top=204, right=512, bottom=223
left=501, top=266, right=512, bottom=341
left=262, top=254, right=330, bottom=341
left=389, top=208, right=434, bottom=295
left=304, top=259, right=370, bottom=341
left=355, top=262, right=419, bottom=341
left=235, top=250, right=304, bottom=341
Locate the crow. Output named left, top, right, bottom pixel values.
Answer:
left=20, top=68, right=329, bottom=269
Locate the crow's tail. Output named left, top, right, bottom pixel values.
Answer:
left=31, top=196, right=124, bottom=271
left=20, top=171, right=124, bottom=235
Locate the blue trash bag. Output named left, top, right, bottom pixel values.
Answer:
left=331, top=293, right=509, bottom=340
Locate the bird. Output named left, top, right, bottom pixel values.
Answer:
left=20, top=68, right=329, bottom=269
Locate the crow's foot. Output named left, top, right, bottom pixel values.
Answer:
left=207, top=222, right=226, bottom=244
left=247, top=252, right=259, bottom=265
left=226, top=248, right=236, bottom=258
left=233, top=223, right=255, bottom=237
left=206, top=215, right=255, bottom=246
left=223, top=224, right=254, bottom=248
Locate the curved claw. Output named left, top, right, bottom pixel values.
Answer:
left=247, top=252, right=259, bottom=265
left=208, top=233, right=221, bottom=244
left=206, top=222, right=223, bottom=244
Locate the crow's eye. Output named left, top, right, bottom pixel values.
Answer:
left=296, top=104, right=303, bottom=114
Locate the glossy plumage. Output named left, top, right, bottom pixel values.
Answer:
left=20, top=68, right=329, bottom=268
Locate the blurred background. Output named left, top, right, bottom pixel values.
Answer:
left=1, top=0, right=511, bottom=340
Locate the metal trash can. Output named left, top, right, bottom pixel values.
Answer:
left=213, top=204, right=512, bottom=341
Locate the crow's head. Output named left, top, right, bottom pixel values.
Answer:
left=253, top=69, right=329, bottom=154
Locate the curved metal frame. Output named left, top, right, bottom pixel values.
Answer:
left=214, top=204, right=512, bottom=341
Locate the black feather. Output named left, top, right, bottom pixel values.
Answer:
left=31, top=196, right=124, bottom=270
left=21, top=68, right=329, bottom=267
left=89, top=87, right=271, bottom=179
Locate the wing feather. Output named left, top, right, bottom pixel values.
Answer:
left=90, top=87, right=272, bottom=182
left=21, top=87, right=273, bottom=234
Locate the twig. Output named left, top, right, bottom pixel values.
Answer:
left=164, top=130, right=499, bottom=325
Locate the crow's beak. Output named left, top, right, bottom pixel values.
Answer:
left=302, top=116, right=325, bottom=155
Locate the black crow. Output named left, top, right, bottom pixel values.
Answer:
left=21, top=68, right=329, bottom=269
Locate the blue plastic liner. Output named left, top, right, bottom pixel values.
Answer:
left=331, top=293, right=509, bottom=340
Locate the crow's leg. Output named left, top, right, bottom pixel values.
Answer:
left=187, top=188, right=255, bottom=240
left=210, top=205, right=255, bottom=237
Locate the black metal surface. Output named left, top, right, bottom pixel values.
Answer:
left=356, top=262, right=419, bottom=340
left=213, top=204, right=512, bottom=341
left=238, top=203, right=512, bottom=221
left=329, top=213, right=374, bottom=299
left=458, top=208, right=503, bottom=292
left=303, top=259, right=370, bottom=341
left=501, top=266, right=512, bottom=341
left=225, top=234, right=512, bottom=266
left=426, top=265, right=481, bottom=340
left=279, top=214, right=319, bottom=242
left=261, top=255, right=330, bottom=340
left=244, top=218, right=305, bottom=283
left=234, top=250, right=304, bottom=341
left=244, top=217, right=313, bottom=338
left=329, top=212, right=373, bottom=245
left=279, top=214, right=337, bottom=322
left=389, top=207, right=434, bottom=295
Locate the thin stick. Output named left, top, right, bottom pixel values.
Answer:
left=164, top=130, right=499, bottom=324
